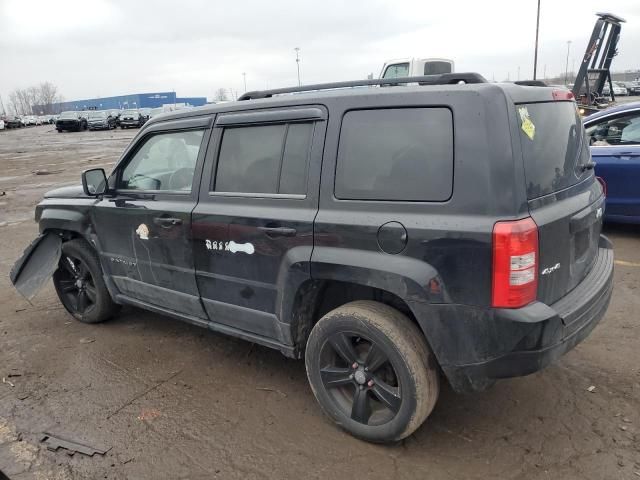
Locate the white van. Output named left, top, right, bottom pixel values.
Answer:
left=380, top=57, right=454, bottom=79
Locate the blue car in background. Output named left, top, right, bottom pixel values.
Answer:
left=584, top=101, right=640, bottom=224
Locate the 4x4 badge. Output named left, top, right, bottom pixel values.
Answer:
left=541, top=263, right=561, bottom=275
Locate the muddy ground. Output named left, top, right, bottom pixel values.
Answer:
left=0, top=125, right=638, bottom=480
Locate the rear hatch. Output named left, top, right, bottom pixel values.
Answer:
left=517, top=100, right=604, bottom=305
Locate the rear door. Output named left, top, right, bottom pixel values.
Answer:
left=94, top=116, right=211, bottom=317
left=192, top=107, right=326, bottom=340
left=586, top=110, right=640, bottom=218
left=517, top=100, right=604, bottom=304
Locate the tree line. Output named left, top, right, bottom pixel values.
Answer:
left=7, top=82, right=64, bottom=116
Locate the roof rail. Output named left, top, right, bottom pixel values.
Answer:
left=238, top=73, right=488, bottom=100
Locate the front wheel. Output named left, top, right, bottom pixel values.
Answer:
left=53, top=239, right=119, bottom=323
left=305, top=301, right=439, bottom=443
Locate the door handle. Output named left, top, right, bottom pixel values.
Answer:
left=153, top=216, right=183, bottom=227
left=257, top=226, right=297, bottom=237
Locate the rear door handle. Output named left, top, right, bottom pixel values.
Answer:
left=257, top=226, right=297, bottom=237
left=153, top=216, right=183, bottom=227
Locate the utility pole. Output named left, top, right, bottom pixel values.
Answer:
left=517, top=66, right=521, bottom=81
left=564, top=40, right=572, bottom=85
left=533, top=0, right=541, bottom=80
left=242, top=72, right=247, bottom=92
left=543, top=64, right=547, bottom=80
left=294, top=47, right=301, bottom=86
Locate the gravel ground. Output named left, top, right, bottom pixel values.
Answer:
left=0, top=125, right=638, bottom=479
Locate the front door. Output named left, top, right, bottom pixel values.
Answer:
left=192, top=107, right=326, bottom=341
left=93, top=117, right=211, bottom=317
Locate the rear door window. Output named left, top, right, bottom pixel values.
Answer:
left=518, top=101, right=590, bottom=199
left=335, top=108, right=453, bottom=201
left=214, top=122, right=314, bottom=195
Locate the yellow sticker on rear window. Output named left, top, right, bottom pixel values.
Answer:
left=518, top=106, right=535, bottom=140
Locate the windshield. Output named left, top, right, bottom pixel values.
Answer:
left=59, top=111, right=78, bottom=119
left=122, top=110, right=138, bottom=116
left=88, top=111, right=107, bottom=119
left=518, top=101, right=591, bottom=199
left=382, top=63, right=410, bottom=79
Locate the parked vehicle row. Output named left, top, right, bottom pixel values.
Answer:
left=0, top=114, right=57, bottom=128
left=2, top=106, right=179, bottom=132
left=602, top=81, right=640, bottom=96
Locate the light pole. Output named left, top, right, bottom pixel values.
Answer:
left=533, top=0, right=541, bottom=80
left=564, top=40, right=572, bottom=85
left=242, top=72, right=247, bottom=92
left=294, top=47, right=301, bottom=86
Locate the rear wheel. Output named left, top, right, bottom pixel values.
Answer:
left=305, top=301, right=439, bottom=443
left=53, top=239, right=118, bottom=323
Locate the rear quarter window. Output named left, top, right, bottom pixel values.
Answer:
left=335, top=108, right=453, bottom=201
left=518, top=101, right=590, bottom=199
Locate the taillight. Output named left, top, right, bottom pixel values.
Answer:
left=552, top=89, right=575, bottom=101
left=596, top=176, right=607, bottom=196
left=492, top=217, right=539, bottom=308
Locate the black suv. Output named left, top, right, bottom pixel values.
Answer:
left=11, top=74, right=614, bottom=443
left=56, top=111, right=88, bottom=132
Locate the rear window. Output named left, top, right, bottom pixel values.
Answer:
left=335, top=108, right=453, bottom=201
left=518, top=101, right=590, bottom=199
left=423, top=61, right=452, bottom=75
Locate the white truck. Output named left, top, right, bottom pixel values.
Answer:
left=379, top=57, right=454, bottom=79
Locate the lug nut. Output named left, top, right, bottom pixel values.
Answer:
left=367, top=379, right=375, bottom=387
left=352, top=362, right=358, bottom=369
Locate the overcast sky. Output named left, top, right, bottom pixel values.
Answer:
left=1, top=0, right=640, bottom=103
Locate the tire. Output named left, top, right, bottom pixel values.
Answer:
left=305, top=300, right=439, bottom=443
left=53, top=239, right=119, bottom=324
left=57, top=129, right=62, bottom=133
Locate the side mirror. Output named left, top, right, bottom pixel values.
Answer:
left=82, top=168, right=108, bottom=196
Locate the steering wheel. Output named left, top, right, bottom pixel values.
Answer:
left=168, top=168, right=194, bottom=191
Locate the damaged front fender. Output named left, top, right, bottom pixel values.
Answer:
left=10, top=232, right=62, bottom=300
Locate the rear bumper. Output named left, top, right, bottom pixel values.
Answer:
left=414, top=235, right=614, bottom=393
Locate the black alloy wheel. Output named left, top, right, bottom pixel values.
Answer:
left=319, top=332, right=401, bottom=426
left=306, top=301, right=439, bottom=443
left=54, top=254, right=97, bottom=318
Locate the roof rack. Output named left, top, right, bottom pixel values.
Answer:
left=238, top=73, right=488, bottom=100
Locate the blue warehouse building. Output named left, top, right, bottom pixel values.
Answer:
left=37, top=91, right=207, bottom=113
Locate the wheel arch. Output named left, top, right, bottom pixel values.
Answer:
left=280, top=249, right=447, bottom=356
